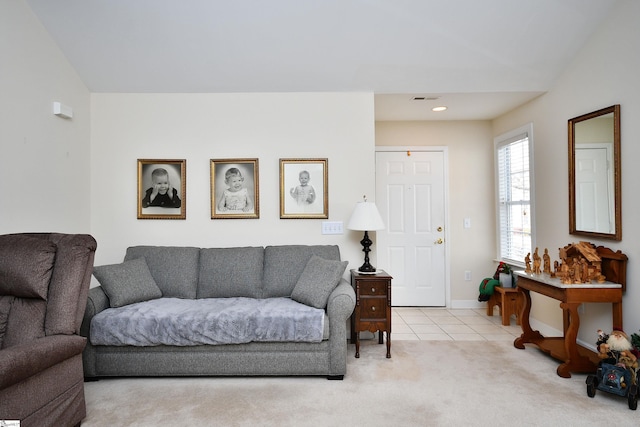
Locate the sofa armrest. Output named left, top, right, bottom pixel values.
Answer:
left=325, top=278, right=355, bottom=376
left=0, top=335, right=86, bottom=389
left=80, top=286, right=110, bottom=338
left=326, top=279, right=355, bottom=320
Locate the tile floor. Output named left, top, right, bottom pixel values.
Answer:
left=390, top=307, right=523, bottom=341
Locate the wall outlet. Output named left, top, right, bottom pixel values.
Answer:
left=463, top=217, right=471, bottom=229
left=464, top=271, right=472, bottom=281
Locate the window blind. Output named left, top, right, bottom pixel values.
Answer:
left=497, top=133, right=531, bottom=263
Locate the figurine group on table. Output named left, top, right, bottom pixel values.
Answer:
left=524, top=241, right=606, bottom=284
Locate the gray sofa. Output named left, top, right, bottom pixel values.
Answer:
left=81, top=245, right=355, bottom=380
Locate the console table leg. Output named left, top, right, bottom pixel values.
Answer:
left=556, top=302, right=594, bottom=378
left=514, top=288, right=544, bottom=348
left=561, top=302, right=580, bottom=361
left=355, top=332, right=360, bottom=359
left=612, top=301, right=623, bottom=330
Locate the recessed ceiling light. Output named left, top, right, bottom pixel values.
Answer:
left=432, top=106, right=447, bottom=112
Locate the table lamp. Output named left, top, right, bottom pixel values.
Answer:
left=347, top=196, right=385, bottom=273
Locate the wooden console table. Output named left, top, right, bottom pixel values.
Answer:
left=513, top=271, right=623, bottom=378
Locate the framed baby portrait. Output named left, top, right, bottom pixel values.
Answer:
left=211, top=158, right=260, bottom=219
left=280, top=158, right=328, bottom=219
left=137, top=159, right=186, bottom=220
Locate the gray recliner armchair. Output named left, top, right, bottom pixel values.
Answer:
left=0, top=233, right=96, bottom=427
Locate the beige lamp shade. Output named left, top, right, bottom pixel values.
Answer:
left=347, top=201, right=385, bottom=231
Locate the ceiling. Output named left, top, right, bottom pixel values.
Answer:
left=25, top=0, right=618, bottom=120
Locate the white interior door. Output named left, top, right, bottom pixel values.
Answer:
left=375, top=150, right=446, bottom=307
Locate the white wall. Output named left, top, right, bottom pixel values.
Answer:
left=0, top=0, right=91, bottom=234
left=5, top=0, right=637, bottom=334
left=375, top=121, right=495, bottom=306
left=90, top=93, right=375, bottom=272
left=493, top=0, right=640, bottom=341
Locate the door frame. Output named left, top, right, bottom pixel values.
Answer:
left=375, top=146, right=451, bottom=307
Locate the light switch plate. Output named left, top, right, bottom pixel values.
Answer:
left=322, top=221, right=343, bottom=235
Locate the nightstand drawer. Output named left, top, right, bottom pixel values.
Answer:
left=358, top=281, right=388, bottom=297
left=360, top=298, right=387, bottom=319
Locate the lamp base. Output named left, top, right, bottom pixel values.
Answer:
left=358, top=230, right=376, bottom=273
left=358, top=263, right=377, bottom=273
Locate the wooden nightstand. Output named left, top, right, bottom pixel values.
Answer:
left=350, top=269, right=392, bottom=358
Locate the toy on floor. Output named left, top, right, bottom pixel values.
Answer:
left=597, top=329, right=639, bottom=372
left=587, top=328, right=640, bottom=409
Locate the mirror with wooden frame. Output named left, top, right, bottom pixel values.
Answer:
left=568, top=104, right=621, bottom=240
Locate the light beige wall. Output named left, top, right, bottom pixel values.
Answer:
left=0, top=0, right=91, bottom=234
left=375, top=121, right=495, bottom=306
left=493, top=0, right=640, bottom=340
left=90, top=93, right=375, bottom=270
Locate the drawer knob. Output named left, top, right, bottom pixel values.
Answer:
left=371, top=306, right=376, bottom=311
left=371, top=287, right=376, bottom=293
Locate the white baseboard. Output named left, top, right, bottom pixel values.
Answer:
left=450, top=299, right=486, bottom=309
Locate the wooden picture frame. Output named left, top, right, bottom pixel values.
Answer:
left=280, top=158, right=328, bottom=219
left=137, top=159, right=186, bottom=219
left=211, top=158, right=260, bottom=219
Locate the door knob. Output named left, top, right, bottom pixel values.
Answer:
left=434, top=238, right=444, bottom=244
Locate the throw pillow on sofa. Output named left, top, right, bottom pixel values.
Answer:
left=93, top=257, right=163, bottom=308
left=291, top=255, right=348, bottom=309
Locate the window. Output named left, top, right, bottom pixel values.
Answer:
left=495, top=124, right=534, bottom=264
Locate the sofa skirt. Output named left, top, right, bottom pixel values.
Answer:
left=84, top=340, right=335, bottom=377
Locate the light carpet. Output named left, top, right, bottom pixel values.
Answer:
left=82, top=340, right=639, bottom=426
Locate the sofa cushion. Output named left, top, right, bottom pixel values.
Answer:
left=197, top=247, right=264, bottom=298
left=291, top=255, right=348, bottom=309
left=125, top=246, right=200, bottom=298
left=90, top=297, right=325, bottom=346
left=93, top=258, right=163, bottom=308
left=0, top=235, right=57, bottom=300
left=262, top=245, right=342, bottom=298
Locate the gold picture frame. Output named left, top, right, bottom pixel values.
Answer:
left=211, top=158, right=260, bottom=219
left=280, top=158, right=328, bottom=219
left=137, top=159, right=186, bottom=220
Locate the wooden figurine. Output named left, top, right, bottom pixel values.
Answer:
left=524, top=252, right=532, bottom=273
left=543, top=248, right=551, bottom=274
left=533, top=247, right=541, bottom=275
